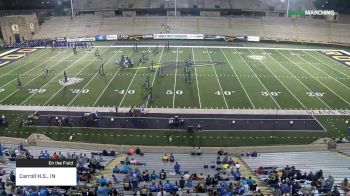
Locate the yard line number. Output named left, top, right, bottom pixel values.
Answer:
left=306, top=92, right=325, bottom=97
left=214, top=91, right=235, bottom=96
left=114, top=89, right=135, bottom=95
left=261, top=91, right=281, bottom=97
left=28, top=89, right=46, bottom=94
left=70, top=89, right=90, bottom=94
left=166, top=90, right=183, bottom=95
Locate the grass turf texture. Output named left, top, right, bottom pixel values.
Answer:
left=0, top=46, right=349, bottom=110
left=0, top=44, right=349, bottom=146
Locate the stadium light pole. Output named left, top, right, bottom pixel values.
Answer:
left=286, top=0, right=290, bottom=17
left=175, top=0, right=177, bottom=16
left=70, top=0, right=74, bottom=19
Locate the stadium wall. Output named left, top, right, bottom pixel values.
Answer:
left=0, top=15, right=38, bottom=44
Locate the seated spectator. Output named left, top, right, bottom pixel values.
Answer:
left=169, top=153, right=175, bottom=162
left=129, top=148, right=135, bottom=155
left=341, top=178, right=350, bottom=192
left=157, top=188, right=166, bottom=196
left=109, top=149, right=116, bottom=156
left=186, top=178, right=193, bottom=188
left=149, top=181, right=158, bottom=192
left=102, top=149, right=108, bottom=156
left=256, top=167, right=264, bottom=175
left=123, top=175, right=131, bottom=190
left=130, top=158, right=136, bottom=165
left=196, top=147, right=202, bottom=155
left=191, top=147, right=196, bottom=155
left=97, top=175, right=107, bottom=185
left=112, top=174, right=118, bottom=184
left=150, top=170, right=158, bottom=180
left=141, top=170, right=150, bottom=182
left=179, top=177, right=186, bottom=189
left=172, top=181, right=179, bottom=193
left=97, top=183, right=109, bottom=195
left=113, top=166, right=120, bottom=173
left=121, top=164, right=129, bottom=174
left=250, top=180, right=257, bottom=191
left=218, top=148, right=224, bottom=155
left=159, top=169, right=167, bottom=180
left=162, top=154, right=169, bottom=162
left=163, top=180, right=172, bottom=192
left=52, top=152, right=58, bottom=160
left=135, top=147, right=141, bottom=155
left=174, top=162, right=181, bottom=174
left=197, top=173, right=205, bottom=180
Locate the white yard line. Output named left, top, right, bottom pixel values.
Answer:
left=146, top=47, right=165, bottom=107
left=1, top=50, right=61, bottom=88
left=205, top=47, right=228, bottom=109
left=172, top=48, right=179, bottom=108
left=277, top=50, right=350, bottom=106
left=304, top=51, right=350, bottom=78
left=68, top=50, right=118, bottom=106
left=220, top=48, right=255, bottom=109
left=235, top=48, right=281, bottom=109
left=267, top=50, right=332, bottom=110
left=192, top=47, right=202, bottom=109
left=40, top=48, right=109, bottom=105
left=247, top=49, right=307, bottom=110
left=0, top=49, right=51, bottom=80
left=0, top=52, right=74, bottom=103
left=93, top=50, right=135, bottom=106
left=298, top=51, right=350, bottom=89
left=118, top=47, right=151, bottom=107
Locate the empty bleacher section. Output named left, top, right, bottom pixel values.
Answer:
left=33, top=16, right=350, bottom=44
left=241, top=151, right=350, bottom=185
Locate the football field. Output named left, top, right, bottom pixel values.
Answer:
left=0, top=45, right=349, bottom=110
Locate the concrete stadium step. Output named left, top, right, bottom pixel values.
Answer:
left=234, top=156, right=273, bottom=195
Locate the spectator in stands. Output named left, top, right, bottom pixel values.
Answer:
left=162, top=154, right=169, bottom=162
left=157, top=188, right=166, bottom=196
left=129, top=148, right=135, bottom=155
left=186, top=177, right=193, bottom=188
left=97, top=183, right=109, bottom=196
left=52, top=152, right=58, bottom=159
left=149, top=181, right=158, bottom=192
left=150, top=170, right=158, bottom=180
left=217, top=148, right=224, bottom=155
left=179, top=177, right=186, bottom=189
left=97, top=175, right=107, bottom=185
left=0, top=144, right=5, bottom=164
left=130, top=158, right=136, bottom=165
left=196, top=147, right=202, bottom=155
left=163, top=180, right=172, bottom=192
left=169, top=153, right=175, bottom=162
left=174, top=162, right=181, bottom=174
left=191, top=147, right=196, bottom=155
left=113, top=166, right=120, bottom=173
left=159, top=169, right=167, bottom=180
left=341, top=178, right=350, bottom=192
left=135, top=147, right=141, bottom=155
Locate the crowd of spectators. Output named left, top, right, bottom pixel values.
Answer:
left=3, top=39, right=51, bottom=48
left=257, top=165, right=348, bottom=195
left=111, top=148, right=263, bottom=196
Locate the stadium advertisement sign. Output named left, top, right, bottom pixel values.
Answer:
left=66, top=37, right=96, bottom=42
left=55, top=37, right=66, bottom=42
left=106, top=35, right=119, bottom=40
left=204, top=35, right=225, bottom=40
left=142, top=34, right=154, bottom=39
left=117, top=35, right=129, bottom=40
left=153, top=34, right=204, bottom=40
left=247, top=36, right=260, bottom=42
left=95, top=35, right=107, bottom=41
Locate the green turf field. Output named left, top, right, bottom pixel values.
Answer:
left=0, top=45, right=349, bottom=146
left=0, top=46, right=349, bottom=110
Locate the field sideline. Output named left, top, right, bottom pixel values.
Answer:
left=0, top=45, right=349, bottom=111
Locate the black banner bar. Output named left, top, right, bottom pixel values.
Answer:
left=16, top=159, right=76, bottom=168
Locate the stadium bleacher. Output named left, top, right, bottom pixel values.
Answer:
left=242, top=151, right=350, bottom=185
left=33, top=15, right=350, bottom=44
